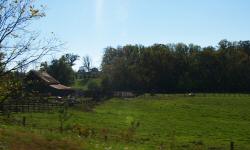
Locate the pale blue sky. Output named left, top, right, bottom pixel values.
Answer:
left=32, top=0, right=250, bottom=69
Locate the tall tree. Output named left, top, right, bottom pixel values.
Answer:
left=0, top=0, right=60, bottom=76
left=0, top=0, right=60, bottom=103
left=63, top=53, right=79, bottom=66
left=40, top=54, right=78, bottom=85
left=82, top=55, right=91, bottom=72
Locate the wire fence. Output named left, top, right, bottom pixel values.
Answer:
left=0, top=102, right=63, bottom=115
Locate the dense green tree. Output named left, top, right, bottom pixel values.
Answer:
left=40, top=54, right=78, bottom=85
left=63, top=54, right=80, bottom=66
left=101, top=40, right=250, bottom=93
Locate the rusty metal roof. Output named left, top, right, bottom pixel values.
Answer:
left=35, top=71, right=59, bottom=85
left=28, top=70, right=72, bottom=90
left=49, top=84, right=72, bottom=90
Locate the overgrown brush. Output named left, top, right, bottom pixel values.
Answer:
left=58, top=105, right=72, bottom=133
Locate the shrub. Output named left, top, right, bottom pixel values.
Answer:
left=72, top=124, right=96, bottom=138
left=121, top=117, right=140, bottom=142
left=86, top=80, right=102, bottom=100
left=58, top=105, right=72, bottom=133
left=100, top=128, right=109, bottom=142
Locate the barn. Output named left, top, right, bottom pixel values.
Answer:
left=25, top=70, right=74, bottom=96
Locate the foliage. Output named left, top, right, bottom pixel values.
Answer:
left=77, top=55, right=100, bottom=79
left=58, top=105, right=72, bottom=133
left=0, top=0, right=60, bottom=104
left=40, top=54, right=78, bottom=85
left=101, top=40, right=250, bottom=93
left=86, top=79, right=102, bottom=100
left=63, top=53, right=79, bottom=66
left=87, top=80, right=100, bottom=91
left=0, top=0, right=60, bottom=77
left=122, top=117, right=140, bottom=142
left=71, top=124, right=96, bottom=138
left=72, top=78, right=102, bottom=91
left=0, top=73, right=24, bottom=103
left=72, top=78, right=103, bottom=100
left=82, top=55, right=92, bottom=72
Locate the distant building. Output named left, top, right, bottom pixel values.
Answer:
left=77, top=67, right=100, bottom=79
left=113, top=91, right=136, bottom=98
left=25, top=70, right=74, bottom=96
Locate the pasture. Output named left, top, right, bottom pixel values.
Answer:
left=1, top=94, right=250, bottom=149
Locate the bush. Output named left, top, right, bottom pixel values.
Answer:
left=120, top=117, right=140, bottom=142
left=86, top=80, right=102, bottom=100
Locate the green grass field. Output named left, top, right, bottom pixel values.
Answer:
left=1, top=94, right=250, bottom=149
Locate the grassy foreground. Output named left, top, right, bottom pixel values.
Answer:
left=1, top=94, right=250, bottom=149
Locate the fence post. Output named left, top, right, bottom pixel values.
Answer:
left=22, top=116, right=26, bottom=127
left=7, top=110, right=10, bottom=118
left=230, top=141, right=234, bottom=150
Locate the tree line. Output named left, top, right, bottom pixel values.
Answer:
left=101, top=40, right=250, bottom=93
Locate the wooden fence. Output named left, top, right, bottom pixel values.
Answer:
left=0, top=102, right=63, bottom=114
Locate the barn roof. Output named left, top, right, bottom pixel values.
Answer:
left=49, top=84, right=71, bottom=90
left=32, top=71, right=59, bottom=85
left=28, top=70, right=72, bottom=90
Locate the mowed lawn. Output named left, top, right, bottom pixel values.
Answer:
left=1, top=94, right=250, bottom=149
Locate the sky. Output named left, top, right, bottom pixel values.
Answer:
left=31, top=0, right=250, bottom=70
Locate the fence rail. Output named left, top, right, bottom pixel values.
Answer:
left=0, top=102, right=63, bottom=114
